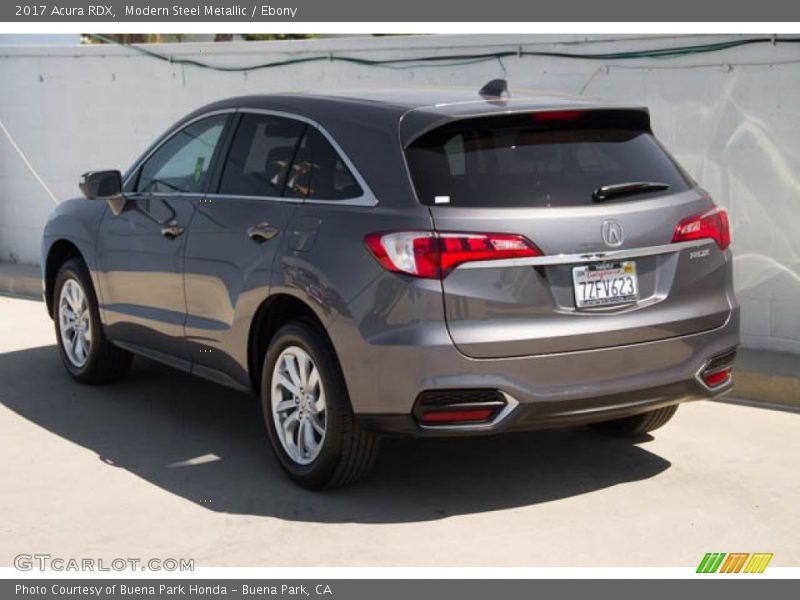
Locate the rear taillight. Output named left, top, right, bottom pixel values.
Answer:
left=672, top=208, right=731, bottom=251
left=364, top=231, right=542, bottom=279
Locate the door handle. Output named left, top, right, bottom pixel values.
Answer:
left=248, top=222, right=279, bottom=243
left=161, top=222, right=185, bottom=239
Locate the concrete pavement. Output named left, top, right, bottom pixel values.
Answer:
left=0, top=262, right=40, bottom=298
left=1, top=293, right=798, bottom=567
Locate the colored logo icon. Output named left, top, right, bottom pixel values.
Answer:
left=697, top=553, right=773, bottom=573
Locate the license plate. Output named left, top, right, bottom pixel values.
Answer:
left=572, top=261, right=639, bottom=308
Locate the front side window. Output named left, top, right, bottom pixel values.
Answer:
left=136, top=115, right=227, bottom=194
left=284, top=127, right=363, bottom=200
left=218, top=114, right=307, bottom=197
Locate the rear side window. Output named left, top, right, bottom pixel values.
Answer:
left=405, top=111, right=692, bottom=208
left=285, top=127, right=363, bottom=200
left=136, top=115, right=227, bottom=194
left=218, top=114, right=307, bottom=197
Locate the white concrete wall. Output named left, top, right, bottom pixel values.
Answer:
left=1, top=34, right=799, bottom=353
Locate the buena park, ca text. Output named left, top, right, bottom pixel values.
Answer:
left=16, top=584, right=334, bottom=597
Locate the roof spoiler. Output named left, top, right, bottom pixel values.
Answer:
left=401, top=106, right=652, bottom=148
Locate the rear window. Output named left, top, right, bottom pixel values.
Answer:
left=284, top=127, right=363, bottom=200
left=405, top=111, right=692, bottom=208
left=219, top=114, right=306, bottom=197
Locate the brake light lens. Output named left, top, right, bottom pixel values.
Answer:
left=531, top=110, right=588, bottom=122
left=672, top=208, right=730, bottom=251
left=364, top=231, right=542, bottom=279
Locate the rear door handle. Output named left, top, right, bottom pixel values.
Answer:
left=161, top=222, right=185, bottom=239
left=248, top=222, right=279, bottom=243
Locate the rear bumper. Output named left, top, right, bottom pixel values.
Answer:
left=333, top=301, right=740, bottom=435
left=358, top=379, right=727, bottom=437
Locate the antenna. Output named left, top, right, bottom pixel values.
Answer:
left=479, top=79, right=509, bottom=99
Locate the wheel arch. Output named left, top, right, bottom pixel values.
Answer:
left=44, top=239, right=84, bottom=317
left=247, top=293, right=337, bottom=393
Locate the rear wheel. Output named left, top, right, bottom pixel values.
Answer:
left=261, top=320, right=379, bottom=489
left=588, top=405, right=678, bottom=437
left=53, top=257, right=133, bottom=384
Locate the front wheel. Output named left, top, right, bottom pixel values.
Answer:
left=53, top=257, right=133, bottom=384
left=588, top=405, right=678, bottom=437
left=261, top=320, right=379, bottom=489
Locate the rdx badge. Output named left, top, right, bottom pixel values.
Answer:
left=690, top=248, right=711, bottom=259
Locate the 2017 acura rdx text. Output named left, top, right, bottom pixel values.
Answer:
left=42, top=82, right=740, bottom=488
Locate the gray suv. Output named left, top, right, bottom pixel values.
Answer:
left=42, top=85, right=740, bottom=489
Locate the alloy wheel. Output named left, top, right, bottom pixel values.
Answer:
left=58, top=278, right=92, bottom=368
left=270, top=346, right=327, bottom=465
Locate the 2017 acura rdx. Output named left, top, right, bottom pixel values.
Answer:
left=42, top=82, right=740, bottom=488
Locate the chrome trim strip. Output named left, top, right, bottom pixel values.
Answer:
left=123, top=106, right=378, bottom=207
left=457, top=238, right=715, bottom=270
left=304, top=196, right=378, bottom=208
left=418, top=392, right=520, bottom=432
left=124, top=192, right=207, bottom=200
left=202, top=193, right=303, bottom=204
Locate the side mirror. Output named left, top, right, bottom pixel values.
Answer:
left=80, top=170, right=122, bottom=199
left=79, top=170, right=126, bottom=215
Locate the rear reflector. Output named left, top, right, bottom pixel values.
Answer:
left=701, top=367, right=732, bottom=388
left=672, top=207, right=731, bottom=251
left=698, top=349, right=736, bottom=389
left=365, top=231, right=542, bottom=279
left=420, top=409, right=496, bottom=424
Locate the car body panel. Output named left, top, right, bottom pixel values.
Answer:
left=183, top=196, right=299, bottom=381
left=95, top=193, right=198, bottom=359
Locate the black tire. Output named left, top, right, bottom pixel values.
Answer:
left=53, top=257, right=133, bottom=384
left=588, top=405, right=678, bottom=437
left=261, top=320, right=379, bottom=490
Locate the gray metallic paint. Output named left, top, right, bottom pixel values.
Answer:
left=42, top=90, right=740, bottom=434
left=431, top=189, right=735, bottom=358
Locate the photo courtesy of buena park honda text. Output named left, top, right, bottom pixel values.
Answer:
left=0, top=0, right=798, bottom=597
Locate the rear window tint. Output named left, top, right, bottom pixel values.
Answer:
left=218, top=114, right=306, bottom=197
left=405, top=111, right=692, bottom=208
left=284, top=127, right=363, bottom=200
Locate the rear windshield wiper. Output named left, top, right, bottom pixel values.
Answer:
left=592, top=182, right=670, bottom=202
